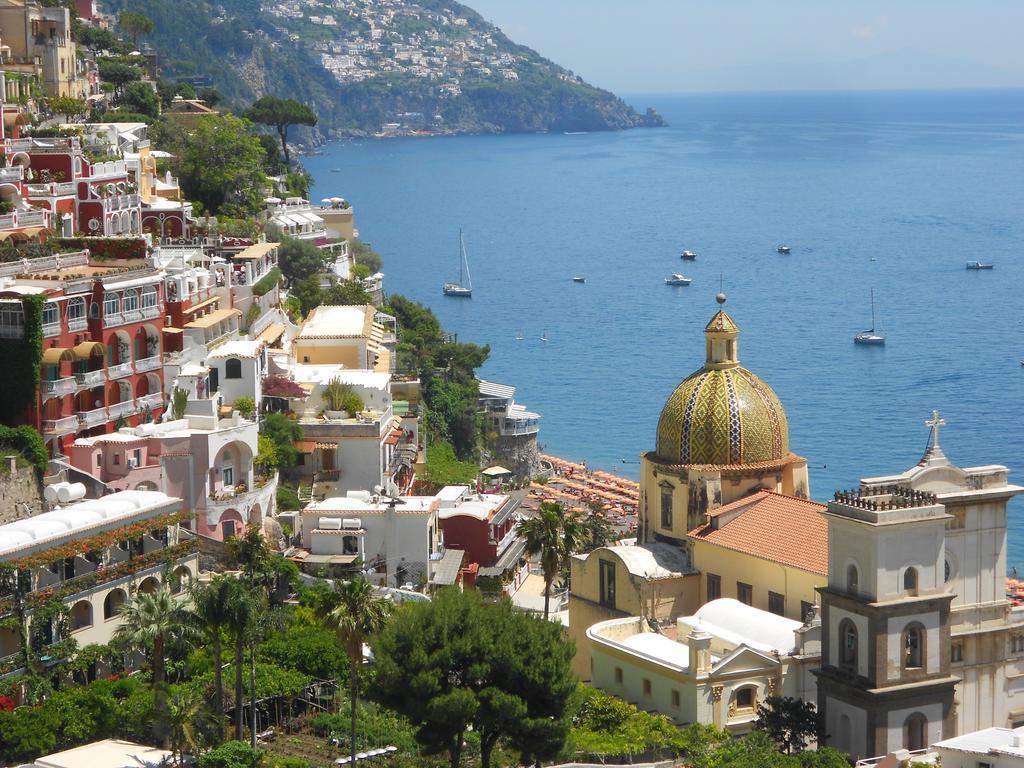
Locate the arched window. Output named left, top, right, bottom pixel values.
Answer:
left=839, top=619, right=858, bottom=670
left=103, top=588, right=127, bottom=619
left=904, top=713, right=927, bottom=752
left=103, top=292, right=120, bottom=319
left=847, top=564, right=859, bottom=594
left=659, top=483, right=673, bottom=529
left=41, top=301, right=59, bottom=334
left=122, top=289, right=139, bottom=313
left=903, top=567, right=918, bottom=594
left=225, top=358, right=242, bottom=379
left=732, top=685, right=756, bottom=712
left=137, top=576, right=160, bottom=595
left=70, top=600, right=92, bottom=631
left=67, top=296, right=86, bottom=329
left=904, top=624, right=924, bottom=670
left=141, top=285, right=157, bottom=312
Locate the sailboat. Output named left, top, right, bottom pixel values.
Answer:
left=443, top=229, right=473, bottom=297
left=515, top=331, right=524, bottom=341
left=854, top=289, right=885, bottom=346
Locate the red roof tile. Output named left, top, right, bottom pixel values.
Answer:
left=689, top=490, right=828, bottom=576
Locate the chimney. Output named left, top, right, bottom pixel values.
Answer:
left=686, top=626, right=713, bottom=675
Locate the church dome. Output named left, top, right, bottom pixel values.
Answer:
left=655, top=299, right=789, bottom=466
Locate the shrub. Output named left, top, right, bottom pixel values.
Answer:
left=321, top=378, right=352, bottom=412
left=350, top=263, right=370, bottom=280
left=251, top=266, right=282, bottom=297
left=340, top=391, right=364, bottom=415
left=276, top=484, right=301, bottom=511
left=198, top=740, right=264, bottom=768
left=0, top=425, right=48, bottom=479
left=235, top=396, right=256, bottom=419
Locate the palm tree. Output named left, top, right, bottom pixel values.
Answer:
left=225, top=583, right=259, bottom=742
left=326, top=577, right=393, bottom=768
left=114, top=585, right=195, bottom=747
left=517, top=500, right=587, bottom=620
left=190, top=576, right=237, bottom=737
left=168, top=685, right=216, bottom=763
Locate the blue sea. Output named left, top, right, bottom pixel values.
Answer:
left=305, top=89, right=1024, bottom=570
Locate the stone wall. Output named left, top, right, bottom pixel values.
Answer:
left=0, top=459, right=44, bottom=524
left=488, top=433, right=540, bottom=480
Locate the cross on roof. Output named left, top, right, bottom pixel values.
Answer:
left=925, top=410, right=946, bottom=449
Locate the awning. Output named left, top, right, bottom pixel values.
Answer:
left=19, top=226, right=46, bottom=239
left=72, top=341, right=106, bottom=360
left=430, top=549, right=464, bottom=586
left=256, top=322, right=285, bottom=345
left=183, top=295, right=220, bottom=315
left=481, top=466, right=512, bottom=477
left=41, top=346, right=72, bottom=365
left=384, top=428, right=402, bottom=446
left=184, top=307, right=240, bottom=330
left=297, top=441, right=317, bottom=453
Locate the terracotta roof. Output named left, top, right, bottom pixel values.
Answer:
left=689, top=490, right=828, bottom=576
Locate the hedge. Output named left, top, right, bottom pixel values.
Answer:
left=252, top=265, right=282, bottom=297
left=55, top=237, right=147, bottom=261
left=0, top=295, right=43, bottom=424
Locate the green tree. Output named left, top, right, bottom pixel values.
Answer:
left=323, top=278, right=372, bottom=306
left=517, top=501, right=587, bottom=620
left=171, top=386, right=189, bottom=420
left=119, top=80, right=160, bottom=118
left=259, top=412, right=301, bottom=471
left=112, top=585, right=196, bottom=747
left=225, top=583, right=259, bottom=742
left=118, top=11, right=155, bottom=46
left=234, top=396, right=256, bottom=420
left=254, top=434, right=279, bottom=473
left=167, top=685, right=214, bottom=763
left=326, top=577, right=393, bottom=768
left=175, top=114, right=266, bottom=217
left=276, top=237, right=327, bottom=286
left=191, top=576, right=239, bottom=737
left=97, top=59, right=141, bottom=98
left=755, top=695, right=823, bottom=755
left=257, top=133, right=285, bottom=176
left=198, top=739, right=264, bottom=768
left=372, top=589, right=576, bottom=768
left=351, top=239, right=382, bottom=274
left=244, top=95, right=318, bottom=168
left=48, top=95, right=87, bottom=122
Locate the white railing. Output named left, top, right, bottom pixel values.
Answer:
left=67, top=316, right=88, bottom=332
left=0, top=208, right=48, bottom=229
left=41, top=377, right=76, bottom=398
left=134, top=356, right=161, bottom=373
left=42, top=321, right=60, bottom=337
left=0, top=166, right=23, bottom=182
left=43, top=415, right=79, bottom=434
left=75, top=369, right=105, bottom=388
left=107, top=361, right=133, bottom=379
left=138, top=393, right=163, bottom=410
left=26, top=181, right=75, bottom=196
left=102, top=313, right=123, bottom=328
left=108, top=400, right=136, bottom=419
left=122, top=309, right=142, bottom=323
left=140, top=305, right=160, bottom=319
left=77, top=406, right=108, bottom=427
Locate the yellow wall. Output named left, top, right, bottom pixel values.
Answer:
left=321, top=208, right=355, bottom=241
left=690, top=539, right=823, bottom=622
left=569, top=550, right=699, bottom=679
left=294, top=342, right=363, bottom=368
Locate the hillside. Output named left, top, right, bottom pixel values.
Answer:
left=101, top=0, right=664, bottom=139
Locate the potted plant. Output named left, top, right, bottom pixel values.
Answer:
left=321, top=377, right=351, bottom=419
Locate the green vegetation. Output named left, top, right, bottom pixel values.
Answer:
left=47, top=96, right=88, bottom=122
left=244, top=96, right=318, bottom=168
left=351, top=239, right=382, bottom=274
left=0, top=425, right=48, bottom=479
left=755, top=695, right=824, bottom=755
left=172, top=386, right=189, bottom=420
left=277, top=239, right=328, bottom=287
left=421, top=440, right=478, bottom=487
left=321, top=378, right=363, bottom=415
left=0, top=295, right=43, bottom=425
left=289, top=276, right=372, bottom=319
left=259, top=412, right=301, bottom=472
left=234, top=396, right=256, bottom=420
left=117, top=10, right=154, bottom=46
left=517, top=501, right=586, bottom=620
left=372, top=588, right=576, bottom=768
left=252, top=266, right=282, bottom=297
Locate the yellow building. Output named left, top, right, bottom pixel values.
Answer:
left=639, top=294, right=810, bottom=545
left=568, top=541, right=698, bottom=679
left=293, top=304, right=391, bottom=372
left=0, top=0, right=87, bottom=98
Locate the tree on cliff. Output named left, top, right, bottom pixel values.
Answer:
left=244, top=96, right=317, bottom=168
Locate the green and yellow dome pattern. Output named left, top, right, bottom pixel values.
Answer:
left=655, top=365, right=789, bottom=466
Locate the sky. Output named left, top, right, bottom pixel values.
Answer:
left=466, top=1, right=1024, bottom=93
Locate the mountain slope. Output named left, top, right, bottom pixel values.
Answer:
left=103, top=0, right=664, bottom=138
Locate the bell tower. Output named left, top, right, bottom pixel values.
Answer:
left=815, top=480, right=957, bottom=762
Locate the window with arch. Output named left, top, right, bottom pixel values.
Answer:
left=225, top=357, right=242, bottom=379
left=41, top=301, right=59, bottom=335
left=839, top=619, right=858, bottom=670
left=660, top=483, right=673, bottom=529
left=903, top=624, right=924, bottom=670
left=103, top=292, right=120, bottom=318
left=103, top=588, right=127, bottom=619
left=732, top=686, right=756, bottom=711
left=141, top=285, right=157, bottom=312
left=70, top=600, right=92, bottom=631
left=846, top=563, right=859, bottom=594
left=904, top=713, right=927, bottom=752
left=903, top=567, right=919, bottom=594
left=67, top=296, right=86, bottom=329
left=122, top=289, right=139, bottom=313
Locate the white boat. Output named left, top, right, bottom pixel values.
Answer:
left=443, top=229, right=473, bottom=297
left=966, top=261, right=994, bottom=270
left=540, top=331, right=548, bottom=343
left=664, top=273, right=692, bottom=286
left=680, top=250, right=697, bottom=260
left=854, top=288, right=885, bottom=346
left=572, top=276, right=586, bottom=283
left=777, top=244, right=791, bottom=254
left=515, top=331, right=524, bottom=341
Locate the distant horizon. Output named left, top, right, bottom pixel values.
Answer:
left=618, top=85, right=1024, bottom=97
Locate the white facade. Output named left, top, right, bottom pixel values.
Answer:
left=207, top=338, right=267, bottom=407
left=934, top=726, right=1024, bottom=768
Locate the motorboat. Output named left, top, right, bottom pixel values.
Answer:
left=443, top=229, right=473, bottom=297
left=664, top=274, right=692, bottom=286
left=680, top=250, right=697, bottom=260
left=777, top=245, right=792, bottom=254
left=572, top=276, right=586, bottom=283
left=966, top=261, right=994, bottom=270
left=854, top=288, right=885, bottom=346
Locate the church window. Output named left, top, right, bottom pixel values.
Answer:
left=768, top=591, right=785, bottom=616
left=951, top=642, right=963, bottom=663
left=846, top=564, right=859, bottom=594
left=903, top=567, right=919, bottom=595
left=707, top=573, right=721, bottom=601
left=904, top=625, right=923, bottom=670
left=736, top=582, right=752, bottom=606
left=599, top=560, right=616, bottom=609
left=839, top=619, right=858, bottom=670
left=904, top=713, right=927, bottom=752
left=733, top=686, right=755, bottom=710
left=660, top=484, right=673, bottom=529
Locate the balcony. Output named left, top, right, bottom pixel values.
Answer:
left=77, top=406, right=108, bottom=427
left=134, top=356, right=161, bottom=373
left=138, top=392, right=163, bottom=411
left=107, top=361, right=133, bottom=379
left=67, top=316, right=88, bottom=333
left=140, top=305, right=160, bottom=319
left=108, top=400, right=136, bottom=420
left=43, top=415, right=79, bottom=435
left=0, top=166, right=23, bottom=183
left=75, top=369, right=105, bottom=388
left=41, top=377, right=77, bottom=398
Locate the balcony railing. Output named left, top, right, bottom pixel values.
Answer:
left=106, top=361, right=133, bottom=379
left=77, top=406, right=108, bottom=427
left=75, top=369, right=105, bottom=388
left=43, top=415, right=79, bottom=435
left=108, top=400, right=136, bottom=419
left=0, top=208, right=48, bottom=229
left=67, top=316, right=87, bottom=332
left=140, top=305, right=160, bottom=319
left=41, top=377, right=76, bottom=398
left=138, top=393, right=163, bottom=411
left=0, top=166, right=23, bottom=182
left=134, top=356, right=161, bottom=372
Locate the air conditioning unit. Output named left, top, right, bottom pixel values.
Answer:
left=127, top=457, right=138, bottom=468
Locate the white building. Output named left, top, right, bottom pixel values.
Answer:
left=588, top=598, right=821, bottom=734
left=933, top=726, right=1024, bottom=768
left=26, top=739, right=172, bottom=768
left=206, top=338, right=268, bottom=408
